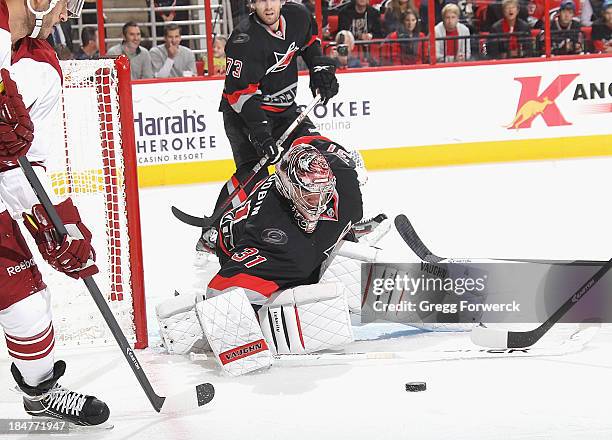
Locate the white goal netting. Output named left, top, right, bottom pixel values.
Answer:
left=31, top=58, right=147, bottom=348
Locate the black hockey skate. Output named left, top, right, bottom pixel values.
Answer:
left=11, top=360, right=110, bottom=426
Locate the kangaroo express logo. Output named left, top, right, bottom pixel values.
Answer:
left=507, top=74, right=579, bottom=129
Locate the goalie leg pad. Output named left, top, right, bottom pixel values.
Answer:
left=195, top=288, right=272, bottom=376
left=258, top=283, right=354, bottom=355
left=156, top=293, right=209, bottom=355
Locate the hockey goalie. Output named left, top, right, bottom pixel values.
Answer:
left=159, top=133, right=462, bottom=376
left=157, top=136, right=367, bottom=374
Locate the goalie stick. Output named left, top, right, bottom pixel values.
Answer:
left=172, top=94, right=322, bottom=228
left=273, top=324, right=597, bottom=366
left=393, top=214, right=611, bottom=348
left=394, top=214, right=604, bottom=266
left=17, top=157, right=215, bottom=414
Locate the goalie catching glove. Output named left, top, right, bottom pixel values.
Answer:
left=0, top=69, right=34, bottom=158
left=23, top=198, right=98, bottom=279
left=309, top=56, right=339, bottom=105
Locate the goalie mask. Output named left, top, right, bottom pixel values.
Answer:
left=275, top=144, right=336, bottom=233
left=28, top=0, right=85, bottom=38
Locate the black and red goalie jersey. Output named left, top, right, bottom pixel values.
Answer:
left=207, top=136, right=363, bottom=303
left=219, top=2, right=322, bottom=132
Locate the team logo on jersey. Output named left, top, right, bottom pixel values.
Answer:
left=261, top=228, right=288, bottom=245
left=266, top=42, right=299, bottom=74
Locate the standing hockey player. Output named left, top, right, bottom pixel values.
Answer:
left=0, top=0, right=110, bottom=426
left=213, top=0, right=339, bottom=215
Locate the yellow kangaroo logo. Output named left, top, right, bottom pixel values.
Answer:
left=506, top=97, right=553, bottom=129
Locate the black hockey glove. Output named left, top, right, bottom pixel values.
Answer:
left=249, top=130, right=282, bottom=164
left=309, top=56, right=339, bottom=105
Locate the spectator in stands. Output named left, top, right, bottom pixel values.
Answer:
left=338, top=0, right=384, bottom=40
left=581, top=0, right=607, bottom=26
left=435, top=3, right=471, bottom=62
left=419, top=0, right=447, bottom=34
left=488, top=0, right=532, bottom=58
left=591, top=0, right=612, bottom=52
left=526, top=0, right=539, bottom=27
left=537, top=0, right=583, bottom=55
left=461, top=0, right=476, bottom=28
left=482, top=0, right=529, bottom=31
left=383, top=0, right=416, bottom=34
left=74, top=27, right=99, bottom=60
left=205, top=35, right=228, bottom=76
left=303, top=0, right=329, bottom=29
left=330, top=30, right=363, bottom=68
left=150, top=24, right=197, bottom=78
left=146, top=0, right=192, bottom=47
left=56, top=46, right=74, bottom=61
left=107, top=22, right=154, bottom=80
left=48, top=21, right=74, bottom=54
left=387, top=9, right=427, bottom=64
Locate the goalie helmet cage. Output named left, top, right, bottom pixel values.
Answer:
left=44, top=56, right=148, bottom=349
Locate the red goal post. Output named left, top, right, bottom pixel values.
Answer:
left=46, top=56, right=148, bottom=349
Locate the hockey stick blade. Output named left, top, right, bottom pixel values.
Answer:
left=274, top=325, right=596, bottom=366
left=471, top=257, right=612, bottom=348
left=171, top=205, right=211, bottom=228
left=158, top=383, right=215, bottom=414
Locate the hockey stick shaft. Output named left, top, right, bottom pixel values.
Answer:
left=506, top=257, right=612, bottom=348
left=395, top=214, right=604, bottom=266
left=394, top=215, right=611, bottom=347
left=17, top=158, right=214, bottom=412
left=172, top=94, right=322, bottom=228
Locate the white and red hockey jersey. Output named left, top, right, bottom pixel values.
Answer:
left=0, top=0, right=12, bottom=69
left=0, top=37, right=63, bottom=214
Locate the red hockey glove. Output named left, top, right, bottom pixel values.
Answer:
left=0, top=69, right=34, bottom=158
left=23, top=198, right=99, bottom=279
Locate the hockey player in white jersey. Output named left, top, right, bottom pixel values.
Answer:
left=0, top=0, right=110, bottom=426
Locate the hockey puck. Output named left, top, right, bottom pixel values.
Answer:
left=405, top=382, right=426, bottom=392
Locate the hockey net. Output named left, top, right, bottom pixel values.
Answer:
left=40, top=57, right=147, bottom=349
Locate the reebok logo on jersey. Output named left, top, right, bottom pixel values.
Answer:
left=6, top=258, right=37, bottom=276
left=312, top=66, right=332, bottom=72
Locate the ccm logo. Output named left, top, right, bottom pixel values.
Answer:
left=6, top=258, right=37, bottom=276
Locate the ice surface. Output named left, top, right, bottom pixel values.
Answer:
left=1, top=158, right=612, bottom=439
